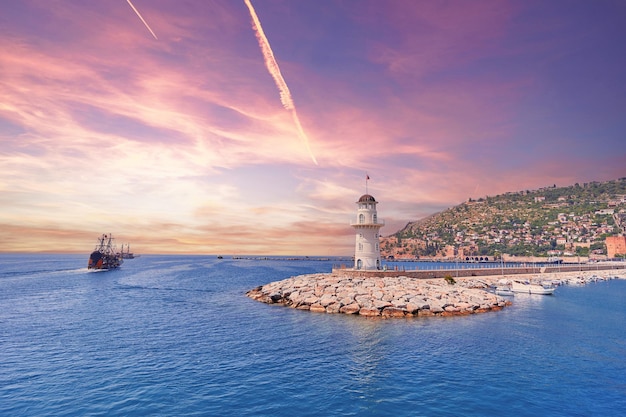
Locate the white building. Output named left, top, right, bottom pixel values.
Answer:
left=351, top=194, right=384, bottom=270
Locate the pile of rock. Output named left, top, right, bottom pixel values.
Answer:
left=246, top=273, right=510, bottom=318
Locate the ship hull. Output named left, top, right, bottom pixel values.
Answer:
left=88, top=250, right=123, bottom=270
left=87, top=234, right=124, bottom=270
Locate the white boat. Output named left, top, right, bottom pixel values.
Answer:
left=511, top=280, right=555, bottom=295
left=495, top=286, right=514, bottom=296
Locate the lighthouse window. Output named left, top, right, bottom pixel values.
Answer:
left=358, top=243, right=363, bottom=251
left=359, top=213, right=365, bottom=224
left=373, top=214, right=377, bottom=223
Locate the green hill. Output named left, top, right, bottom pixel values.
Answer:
left=381, top=178, right=626, bottom=259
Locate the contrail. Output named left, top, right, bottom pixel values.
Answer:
left=243, top=0, right=318, bottom=165
left=126, top=0, right=158, bottom=40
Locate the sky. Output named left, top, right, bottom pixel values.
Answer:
left=1, top=0, right=625, bottom=255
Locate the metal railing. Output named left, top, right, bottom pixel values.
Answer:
left=350, top=219, right=385, bottom=226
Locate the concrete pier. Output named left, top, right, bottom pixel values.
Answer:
left=332, top=263, right=625, bottom=280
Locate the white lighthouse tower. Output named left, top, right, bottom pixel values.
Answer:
left=351, top=193, right=384, bottom=270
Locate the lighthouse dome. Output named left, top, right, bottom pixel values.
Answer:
left=358, top=194, right=376, bottom=203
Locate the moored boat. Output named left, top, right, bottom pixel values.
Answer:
left=511, top=280, right=555, bottom=295
left=495, top=286, right=514, bottom=296
left=88, top=234, right=123, bottom=270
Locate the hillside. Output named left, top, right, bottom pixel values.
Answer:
left=380, top=178, right=626, bottom=259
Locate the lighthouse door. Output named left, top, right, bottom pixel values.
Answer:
left=356, top=259, right=363, bottom=270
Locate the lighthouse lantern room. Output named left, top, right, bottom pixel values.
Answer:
left=351, top=193, right=384, bottom=270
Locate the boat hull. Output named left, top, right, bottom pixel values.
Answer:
left=87, top=234, right=124, bottom=270
left=88, top=251, right=123, bottom=270
left=511, top=281, right=555, bottom=295
left=495, top=287, right=514, bottom=296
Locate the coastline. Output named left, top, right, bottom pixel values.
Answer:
left=247, top=268, right=626, bottom=318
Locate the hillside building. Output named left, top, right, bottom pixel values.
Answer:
left=606, top=236, right=626, bottom=258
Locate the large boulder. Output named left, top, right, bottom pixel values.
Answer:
left=319, top=294, right=337, bottom=307
left=430, top=304, right=444, bottom=314
left=359, top=307, right=381, bottom=317
left=373, top=299, right=393, bottom=309
left=381, top=307, right=406, bottom=317
left=405, top=302, right=420, bottom=314
left=340, top=303, right=360, bottom=314
left=309, top=303, right=326, bottom=313
left=326, top=303, right=342, bottom=314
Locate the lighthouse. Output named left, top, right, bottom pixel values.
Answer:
left=351, top=193, right=384, bottom=270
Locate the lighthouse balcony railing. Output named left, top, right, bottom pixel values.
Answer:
left=350, top=219, right=385, bottom=226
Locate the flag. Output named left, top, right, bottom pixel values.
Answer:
left=366, top=174, right=370, bottom=180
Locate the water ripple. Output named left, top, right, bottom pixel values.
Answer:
left=1, top=255, right=625, bottom=416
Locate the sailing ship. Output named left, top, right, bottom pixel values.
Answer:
left=88, top=234, right=123, bottom=270
left=120, top=243, right=135, bottom=259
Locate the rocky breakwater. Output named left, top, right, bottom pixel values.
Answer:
left=246, top=273, right=511, bottom=318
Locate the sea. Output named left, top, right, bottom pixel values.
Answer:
left=1, top=254, right=625, bottom=416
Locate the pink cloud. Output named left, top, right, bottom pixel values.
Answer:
left=1, top=1, right=624, bottom=254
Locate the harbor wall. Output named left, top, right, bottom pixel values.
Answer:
left=332, top=264, right=626, bottom=280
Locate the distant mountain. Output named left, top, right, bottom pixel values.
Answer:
left=380, top=178, right=626, bottom=259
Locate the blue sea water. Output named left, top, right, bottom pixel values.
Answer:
left=1, top=254, right=625, bottom=416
